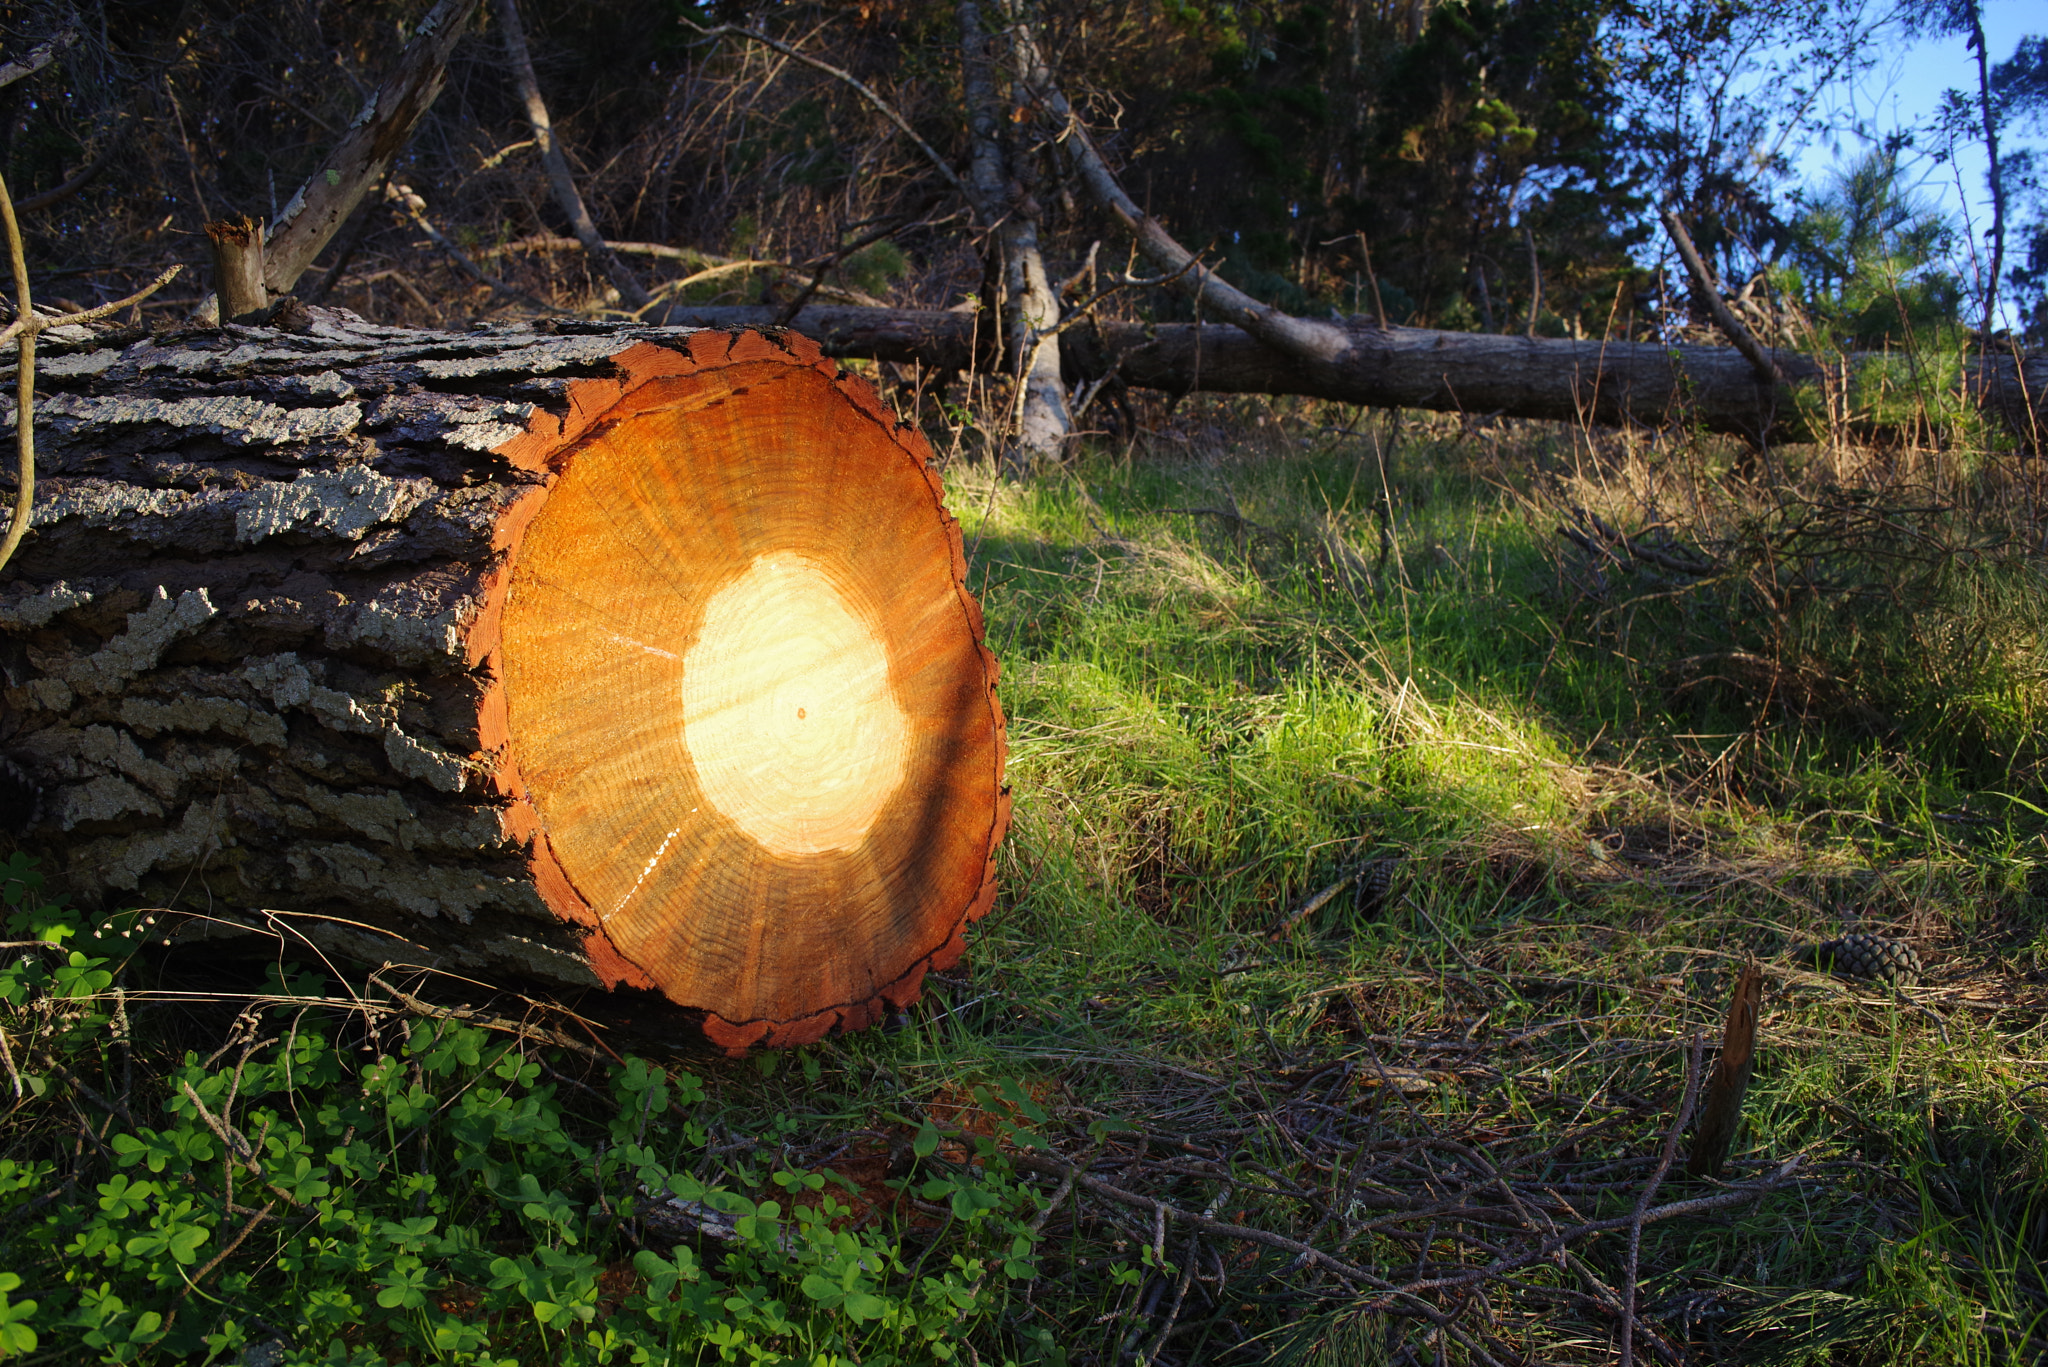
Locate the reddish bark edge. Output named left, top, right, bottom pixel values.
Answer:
left=487, top=328, right=1009, bottom=1054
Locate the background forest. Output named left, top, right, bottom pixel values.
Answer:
left=1, top=1, right=2047, bottom=1365
left=0, top=0, right=2040, bottom=347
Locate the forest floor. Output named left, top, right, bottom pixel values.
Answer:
left=6, top=403, right=2046, bottom=1365
left=821, top=406, right=2048, bottom=1364
left=631, top=403, right=2045, bottom=1364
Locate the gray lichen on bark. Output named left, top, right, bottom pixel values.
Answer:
left=0, top=307, right=726, bottom=984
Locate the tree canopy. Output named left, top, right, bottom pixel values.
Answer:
left=0, top=0, right=2037, bottom=345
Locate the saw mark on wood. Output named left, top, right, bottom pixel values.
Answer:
left=606, top=826, right=681, bottom=925
left=604, top=630, right=679, bottom=661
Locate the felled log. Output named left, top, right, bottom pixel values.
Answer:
left=655, top=303, right=2048, bottom=444
left=0, top=313, right=1008, bottom=1050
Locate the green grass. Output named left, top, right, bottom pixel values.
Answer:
left=5, top=408, right=2047, bottom=1364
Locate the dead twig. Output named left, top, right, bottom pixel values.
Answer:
left=30, top=1048, right=137, bottom=1129
left=384, top=183, right=558, bottom=314
left=0, top=166, right=181, bottom=578
left=175, top=1200, right=275, bottom=1302
left=1620, top=1031, right=1707, bottom=1367
left=16, top=136, right=123, bottom=214
left=1270, top=860, right=1370, bottom=939
left=683, top=16, right=978, bottom=217
left=364, top=967, right=614, bottom=1064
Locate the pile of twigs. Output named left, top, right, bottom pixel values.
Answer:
left=91, top=958, right=1829, bottom=1366
left=913, top=1039, right=1816, bottom=1366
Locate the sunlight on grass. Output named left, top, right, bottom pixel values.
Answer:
left=925, top=414, right=2048, bottom=1362
left=12, top=408, right=2042, bottom=1366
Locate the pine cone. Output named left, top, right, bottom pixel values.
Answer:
left=1354, top=858, right=1399, bottom=914
left=1813, top=932, right=1922, bottom=984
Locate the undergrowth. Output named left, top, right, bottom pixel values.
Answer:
left=5, top=403, right=2048, bottom=1364
left=0, top=854, right=1047, bottom=1365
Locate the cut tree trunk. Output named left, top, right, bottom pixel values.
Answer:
left=0, top=315, right=1008, bottom=1051
left=653, top=303, right=2048, bottom=443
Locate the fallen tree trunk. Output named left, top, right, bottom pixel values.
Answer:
left=651, top=304, right=2048, bottom=442
left=0, top=316, right=1008, bottom=1051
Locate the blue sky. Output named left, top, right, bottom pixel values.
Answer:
left=1794, top=0, right=2041, bottom=323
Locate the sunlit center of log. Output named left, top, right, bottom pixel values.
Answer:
left=681, top=551, right=909, bottom=856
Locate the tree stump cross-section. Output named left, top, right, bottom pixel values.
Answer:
left=0, top=314, right=1008, bottom=1050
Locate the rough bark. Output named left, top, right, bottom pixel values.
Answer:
left=263, top=0, right=483, bottom=297
left=0, top=314, right=1008, bottom=1051
left=654, top=303, right=2048, bottom=442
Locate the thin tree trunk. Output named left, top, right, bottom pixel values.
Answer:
left=1470, top=254, right=1497, bottom=334
left=1001, top=211, right=1071, bottom=460
left=960, top=0, right=1069, bottom=463
left=1964, top=0, right=2005, bottom=340
left=1523, top=225, right=1542, bottom=339
left=495, top=0, right=652, bottom=312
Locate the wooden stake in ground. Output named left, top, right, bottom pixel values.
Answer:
left=1687, top=963, right=1764, bottom=1177
left=0, top=319, right=1008, bottom=1051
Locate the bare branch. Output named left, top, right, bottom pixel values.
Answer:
left=495, top=0, right=650, bottom=311
left=265, top=0, right=484, bottom=296
left=16, top=137, right=122, bottom=214
left=1012, top=28, right=1352, bottom=365
left=1663, top=211, right=1784, bottom=388
left=1619, top=1033, right=1706, bottom=1367
left=773, top=207, right=941, bottom=326
left=681, top=16, right=980, bottom=219
left=0, top=28, right=78, bottom=92
left=385, top=183, right=559, bottom=314
left=474, top=235, right=731, bottom=265
left=0, top=229, right=179, bottom=578
left=0, top=172, right=37, bottom=578
left=0, top=266, right=182, bottom=352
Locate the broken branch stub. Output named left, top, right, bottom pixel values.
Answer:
left=206, top=216, right=269, bottom=324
